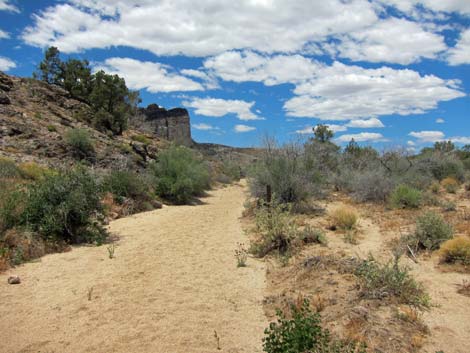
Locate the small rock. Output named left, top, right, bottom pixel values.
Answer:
left=7, top=276, right=21, bottom=285
left=0, top=92, right=11, bottom=105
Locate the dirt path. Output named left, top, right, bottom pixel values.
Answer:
left=0, top=182, right=267, bottom=353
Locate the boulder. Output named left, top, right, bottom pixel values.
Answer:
left=7, top=276, right=21, bottom=284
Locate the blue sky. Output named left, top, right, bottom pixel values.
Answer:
left=0, top=0, right=469, bottom=149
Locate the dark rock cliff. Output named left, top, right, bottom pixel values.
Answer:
left=131, top=103, right=193, bottom=146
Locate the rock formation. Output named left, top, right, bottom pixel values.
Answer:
left=131, top=104, right=193, bottom=146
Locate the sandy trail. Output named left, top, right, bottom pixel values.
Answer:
left=0, top=182, right=267, bottom=353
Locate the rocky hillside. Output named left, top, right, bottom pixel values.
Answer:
left=0, top=71, right=255, bottom=171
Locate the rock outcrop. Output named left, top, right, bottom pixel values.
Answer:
left=131, top=104, right=192, bottom=146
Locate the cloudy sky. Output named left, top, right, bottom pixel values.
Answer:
left=0, top=0, right=469, bottom=148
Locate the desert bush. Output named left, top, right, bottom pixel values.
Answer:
left=412, top=212, right=453, bottom=251
left=251, top=201, right=298, bottom=257
left=330, top=206, right=358, bottom=230
left=354, top=256, right=430, bottom=309
left=150, top=145, right=210, bottom=204
left=350, top=169, right=396, bottom=203
left=249, top=138, right=324, bottom=205
left=0, top=186, right=25, bottom=234
left=442, top=201, right=456, bottom=212
left=429, top=181, right=440, bottom=194
left=441, top=177, right=459, bottom=193
left=22, top=167, right=106, bottom=244
left=221, top=160, right=242, bottom=182
left=389, top=184, right=422, bottom=209
left=297, top=225, right=327, bottom=245
left=102, top=170, right=152, bottom=204
left=65, top=128, right=95, bottom=160
left=426, top=154, right=465, bottom=181
left=263, top=299, right=366, bottom=353
left=439, top=237, right=470, bottom=266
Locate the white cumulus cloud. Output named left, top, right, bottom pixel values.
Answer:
left=285, top=61, right=465, bottom=120
left=0, top=56, right=16, bottom=71
left=346, top=118, right=384, bottom=128
left=336, top=132, right=387, bottom=143
left=94, top=57, right=204, bottom=93
left=204, top=51, right=321, bottom=85
left=234, top=124, right=256, bottom=133
left=409, top=130, right=445, bottom=142
left=447, top=29, right=470, bottom=66
left=0, top=0, right=18, bottom=12
left=332, top=18, right=446, bottom=65
left=0, top=29, right=9, bottom=39
left=183, top=97, right=263, bottom=121
left=192, top=123, right=219, bottom=131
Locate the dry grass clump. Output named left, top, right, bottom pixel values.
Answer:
left=330, top=206, right=358, bottom=230
left=439, top=236, right=470, bottom=267
left=441, top=177, right=459, bottom=193
left=353, top=256, right=430, bottom=309
left=18, top=162, right=53, bottom=180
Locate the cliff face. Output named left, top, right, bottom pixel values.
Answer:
left=131, top=104, right=193, bottom=146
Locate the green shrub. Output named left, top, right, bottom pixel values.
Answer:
left=65, top=128, right=95, bottom=160
left=150, top=145, right=210, bottom=204
left=251, top=201, right=297, bottom=258
left=354, top=256, right=430, bottom=309
left=0, top=186, right=25, bottom=234
left=22, top=167, right=106, bottom=244
left=413, top=212, right=453, bottom=251
left=263, top=299, right=366, bottom=353
left=102, top=170, right=152, bottom=204
left=389, top=184, right=422, bottom=209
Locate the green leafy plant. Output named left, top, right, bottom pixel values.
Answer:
left=22, top=167, right=106, bottom=244
left=263, top=299, right=366, bottom=353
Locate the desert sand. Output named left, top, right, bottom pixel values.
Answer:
left=0, top=182, right=267, bottom=353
